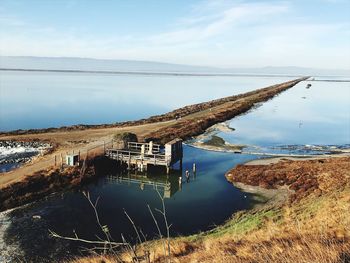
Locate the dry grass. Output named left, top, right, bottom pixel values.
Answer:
left=138, top=189, right=350, bottom=263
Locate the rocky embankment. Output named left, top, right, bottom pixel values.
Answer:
left=226, top=156, right=350, bottom=203
left=0, top=140, right=52, bottom=167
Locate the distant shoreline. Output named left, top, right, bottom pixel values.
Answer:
left=2, top=68, right=349, bottom=82
left=0, top=67, right=308, bottom=78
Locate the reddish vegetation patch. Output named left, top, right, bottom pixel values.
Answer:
left=226, top=157, right=350, bottom=202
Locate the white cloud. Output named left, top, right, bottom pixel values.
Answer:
left=149, top=1, right=289, bottom=45
left=0, top=0, right=349, bottom=69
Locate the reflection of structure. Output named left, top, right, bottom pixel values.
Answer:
left=106, top=172, right=180, bottom=198
left=105, top=139, right=183, bottom=174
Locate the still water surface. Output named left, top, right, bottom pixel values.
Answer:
left=0, top=70, right=295, bottom=131
left=3, top=147, right=257, bottom=261
left=0, top=72, right=349, bottom=262
left=221, top=79, right=350, bottom=154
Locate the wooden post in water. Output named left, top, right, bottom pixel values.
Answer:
left=193, top=163, right=196, bottom=174
left=185, top=170, right=190, bottom=182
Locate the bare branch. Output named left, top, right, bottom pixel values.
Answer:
left=123, top=209, right=143, bottom=245
left=48, top=230, right=125, bottom=246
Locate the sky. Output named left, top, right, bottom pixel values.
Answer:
left=0, top=0, right=349, bottom=69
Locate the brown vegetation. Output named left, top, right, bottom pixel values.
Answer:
left=226, top=156, right=350, bottom=202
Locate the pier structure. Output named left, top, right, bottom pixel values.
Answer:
left=105, top=138, right=183, bottom=174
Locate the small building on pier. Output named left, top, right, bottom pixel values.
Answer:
left=105, top=138, right=183, bottom=174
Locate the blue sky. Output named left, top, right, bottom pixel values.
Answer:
left=0, top=0, right=349, bottom=69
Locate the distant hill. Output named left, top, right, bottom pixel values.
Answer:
left=0, top=56, right=349, bottom=77
left=0, top=56, right=215, bottom=73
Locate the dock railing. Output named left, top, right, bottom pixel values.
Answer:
left=127, top=142, right=162, bottom=153
left=106, top=148, right=169, bottom=166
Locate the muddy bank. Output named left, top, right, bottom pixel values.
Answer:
left=0, top=157, right=122, bottom=211
left=189, top=135, right=246, bottom=153
left=226, top=156, right=350, bottom=203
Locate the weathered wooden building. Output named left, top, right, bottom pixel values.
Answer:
left=105, top=138, right=183, bottom=174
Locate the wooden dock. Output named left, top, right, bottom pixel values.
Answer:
left=105, top=138, right=183, bottom=173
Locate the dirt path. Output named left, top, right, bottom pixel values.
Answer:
left=0, top=121, right=174, bottom=187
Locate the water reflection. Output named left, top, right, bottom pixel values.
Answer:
left=220, top=78, right=350, bottom=150
left=0, top=70, right=295, bottom=131
left=104, top=170, right=181, bottom=199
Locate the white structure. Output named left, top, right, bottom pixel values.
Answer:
left=66, top=154, right=80, bottom=166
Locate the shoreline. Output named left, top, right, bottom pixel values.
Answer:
left=0, top=67, right=308, bottom=78
left=232, top=181, right=292, bottom=208
left=187, top=122, right=350, bottom=158
left=242, top=152, right=350, bottom=165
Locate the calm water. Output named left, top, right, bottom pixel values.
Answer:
left=0, top=70, right=295, bottom=131
left=3, top=147, right=258, bottom=261
left=1, top=72, right=349, bottom=262
left=220, top=79, right=350, bottom=154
